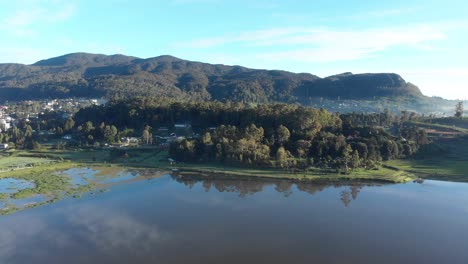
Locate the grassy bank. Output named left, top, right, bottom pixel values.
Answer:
left=0, top=146, right=417, bottom=185
left=172, top=162, right=414, bottom=183
left=2, top=139, right=467, bottom=187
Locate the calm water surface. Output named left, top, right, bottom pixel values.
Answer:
left=1, top=173, right=468, bottom=264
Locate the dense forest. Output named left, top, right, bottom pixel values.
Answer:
left=0, top=97, right=431, bottom=173
left=71, top=97, right=428, bottom=173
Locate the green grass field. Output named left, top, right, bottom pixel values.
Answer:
left=0, top=155, right=55, bottom=169
left=386, top=134, right=468, bottom=182
left=407, top=121, right=468, bottom=134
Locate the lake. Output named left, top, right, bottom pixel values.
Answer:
left=1, top=173, right=468, bottom=264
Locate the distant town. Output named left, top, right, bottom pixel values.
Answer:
left=0, top=97, right=200, bottom=151
left=0, top=98, right=107, bottom=132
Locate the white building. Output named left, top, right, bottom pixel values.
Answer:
left=0, top=119, right=11, bottom=131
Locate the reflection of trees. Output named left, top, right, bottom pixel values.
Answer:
left=172, top=175, right=376, bottom=204
left=340, top=191, right=351, bottom=207
left=202, top=180, right=212, bottom=192
left=340, top=185, right=363, bottom=207
left=296, top=183, right=327, bottom=196
left=177, top=177, right=198, bottom=189
left=174, top=175, right=268, bottom=197
left=351, top=185, right=362, bottom=200
left=274, top=181, right=293, bottom=197
left=208, top=179, right=266, bottom=197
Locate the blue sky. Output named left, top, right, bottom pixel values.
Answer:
left=0, top=0, right=467, bottom=99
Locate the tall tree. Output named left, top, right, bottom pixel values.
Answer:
left=275, top=147, right=288, bottom=168
left=276, top=125, right=290, bottom=145
left=103, top=125, right=118, bottom=143
left=64, top=117, right=75, bottom=131
left=455, top=101, right=464, bottom=118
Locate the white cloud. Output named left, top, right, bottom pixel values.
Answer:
left=401, top=68, right=468, bottom=100
left=173, top=20, right=468, bottom=100
left=0, top=1, right=77, bottom=37
left=346, top=7, right=419, bottom=20
left=178, top=24, right=447, bottom=63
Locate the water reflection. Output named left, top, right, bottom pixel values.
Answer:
left=0, top=204, right=169, bottom=263
left=66, top=206, right=169, bottom=255
left=9, top=194, right=49, bottom=208
left=1, top=175, right=468, bottom=264
left=0, top=178, right=35, bottom=194
left=63, top=167, right=165, bottom=188
left=172, top=175, right=375, bottom=207
left=340, top=185, right=363, bottom=207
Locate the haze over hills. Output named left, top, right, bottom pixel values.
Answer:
left=0, top=52, right=454, bottom=113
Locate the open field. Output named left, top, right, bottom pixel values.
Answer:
left=386, top=135, right=468, bottom=182
left=420, top=117, right=468, bottom=129
left=406, top=121, right=468, bottom=135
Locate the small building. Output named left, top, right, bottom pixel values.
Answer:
left=0, top=143, right=8, bottom=149
left=111, top=143, right=128, bottom=148
left=121, top=137, right=139, bottom=144
left=0, top=119, right=10, bottom=131
left=175, top=123, right=191, bottom=129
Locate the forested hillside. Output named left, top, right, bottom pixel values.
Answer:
left=0, top=53, right=423, bottom=105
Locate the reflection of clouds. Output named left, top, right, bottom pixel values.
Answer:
left=66, top=205, right=169, bottom=255
left=0, top=204, right=170, bottom=262
left=0, top=215, right=46, bottom=261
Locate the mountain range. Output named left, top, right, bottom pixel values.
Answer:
left=0, top=52, right=454, bottom=113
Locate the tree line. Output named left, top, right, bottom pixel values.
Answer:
left=72, top=97, right=428, bottom=173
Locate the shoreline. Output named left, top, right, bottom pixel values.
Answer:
left=168, top=163, right=415, bottom=183
left=3, top=146, right=468, bottom=216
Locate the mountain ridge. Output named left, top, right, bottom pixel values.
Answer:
left=0, top=52, right=424, bottom=104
